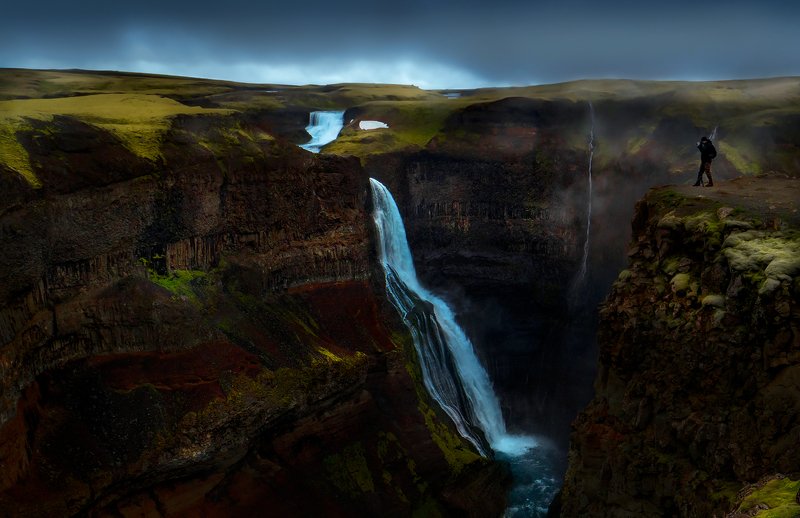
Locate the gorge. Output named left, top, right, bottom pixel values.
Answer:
left=0, top=69, right=799, bottom=517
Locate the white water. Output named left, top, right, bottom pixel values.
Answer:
left=370, top=178, right=536, bottom=457
left=299, top=110, right=345, bottom=153
left=709, top=125, right=718, bottom=142
left=576, top=102, right=595, bottom=285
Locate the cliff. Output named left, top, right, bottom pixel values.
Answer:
left=559, top=175, right=800, bottom=517
left=0, top=73, right=508, bottom=516
left=331, top=80, right=800, bottom=450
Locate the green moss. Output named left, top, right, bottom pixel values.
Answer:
left=657, top=211, right=683, bottom=230
left=719, top=140, right=762, bottom=175
left=701, top=294, right=725, bottom=307
left=652, top=189, right=685, bottom=209
left=0, top=121, right=39, bottom=187
left=147, top=269, right=207, bottom=305
left=710, top=480, right=741, bottom=508
left=738, top=477, right=800, bottom=517
left=323, top=442, right=375, bottom=497
left=661, top=257, right=682, bottom=276
left=684, top=210, right=723, bottom=237
left=324, top=100, right=456, bottom=157
left=0, top=94, right=232, bottom=166
left=723, top=231, right=800, bottom=292
left=418, top=399, right=483, bottom=474
left=670, top=273, right=691, bottom=294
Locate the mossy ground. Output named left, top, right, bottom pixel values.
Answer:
left=325, top=100, right=461, bottom=158
left=737, top=477, right=800, bottom=518
left=146, top=268, right=208, bottom=305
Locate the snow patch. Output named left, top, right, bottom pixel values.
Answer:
left=359, top=120, right=389, bottom=130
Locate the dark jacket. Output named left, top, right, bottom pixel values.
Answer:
left=698, top=140, right=717, bottom=162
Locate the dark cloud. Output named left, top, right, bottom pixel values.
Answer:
left=2, top=0, right=799, bottom=87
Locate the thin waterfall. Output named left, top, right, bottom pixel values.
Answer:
left=370, top=178, right=535, bottom=456
left=709, top=125, right=718, bottom=142
left=576, top=102, right=595, bottom=286
left=300, top=110, right=345, bottom=153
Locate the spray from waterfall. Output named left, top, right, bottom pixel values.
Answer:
left=575, top=102, right=595, bottom=287
left=300, top=110, right=345, bottom=153
left=370, top=178, right=536, bottom=457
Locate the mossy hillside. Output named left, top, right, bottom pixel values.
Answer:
left=196, top=121, right=275, bottom=165
left=324, top=100, right=460, bottom=158
left=146, top=268, right=208, bottom=306
left=736, top=476, right=800, bottom=518
left=0, top=93, right=232, bottom=185
left=0, top=69, right=248, bottom=101
left=0, top=118, right=39, bottom=187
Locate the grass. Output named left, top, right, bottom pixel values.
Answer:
left=0, top=69, right=248, bottom=101
left=0, top=119, right=38, bottom=186
left=324, top=100, right=461, bottom=157
left=0, top=93, right=232, bottom=183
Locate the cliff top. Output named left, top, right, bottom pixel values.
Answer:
left=3, top=69, right=799, bottom=182
left=658, top=175, right=800, bottom=227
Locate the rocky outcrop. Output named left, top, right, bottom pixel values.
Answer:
left=0, top=112, right=507, bottom=516
left=560, top=176, right=800, bottom=517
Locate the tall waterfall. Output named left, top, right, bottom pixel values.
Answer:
left=575, top=102, right=595, bottom=286
left=300, top=110, right=345, bottom=153
left=370, top=178, right=535, bottom=457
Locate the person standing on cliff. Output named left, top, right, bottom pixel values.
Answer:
left=693, top=136, right=717, bottom=186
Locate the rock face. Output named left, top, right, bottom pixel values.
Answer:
left=559, top=177, right=800, bottom=517
left=364, top=98, right=611, bottom=447
left=0, top=113, right=508, bottom=516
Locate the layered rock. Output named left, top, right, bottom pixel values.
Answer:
left=559, top=176, right=800, bottom=517
left=0, top=112, right=508, bottom=516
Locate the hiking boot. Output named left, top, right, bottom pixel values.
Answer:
left=693, top=181, right=702, bottom=186
left=705, top=180, right=713, bottom=187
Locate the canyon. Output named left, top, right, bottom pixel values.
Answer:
left=1, top=69, right=799, bottom=516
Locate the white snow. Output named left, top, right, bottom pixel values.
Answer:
left=359, top=120, right=389, bottom=130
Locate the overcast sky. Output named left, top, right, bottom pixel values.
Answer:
left=2, top=0, right=799, bottom=88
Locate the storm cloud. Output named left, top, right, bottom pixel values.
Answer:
left=3, top=0, right=799, bottom=87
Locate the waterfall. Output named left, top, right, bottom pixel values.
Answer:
left=370, top=178, right=535, bottom=456
left=709, top=125, right=718, bottom=142
left=575, top=102, right=595, bottom=286
left=299, top=110, right=345, bottom=153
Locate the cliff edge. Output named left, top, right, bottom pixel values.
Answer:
left=560, top=175, right=800, bottom=517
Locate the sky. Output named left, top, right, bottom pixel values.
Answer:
left=2, top=0, right=799, bottom=89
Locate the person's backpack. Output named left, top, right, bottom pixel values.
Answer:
left=706, top=142, right=717, bottom=159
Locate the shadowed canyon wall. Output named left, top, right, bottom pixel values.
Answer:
left=0, top=112, right=509, bottom=516
left=558, top=178, right=800, bottom=517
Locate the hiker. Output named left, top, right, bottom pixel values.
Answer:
left=694, top=136, right=717, bottom=186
